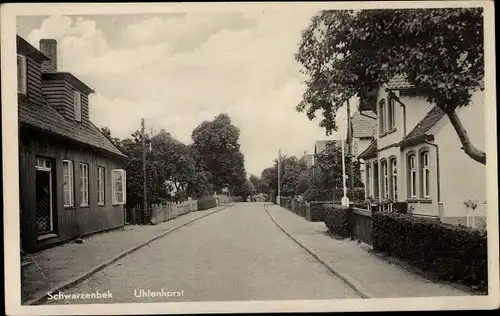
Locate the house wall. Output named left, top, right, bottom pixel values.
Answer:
left=19, top=129, right=125, bottom=253
left=376, top=87, right=435, bottom=149
left=401, top=144, right=440, bottom=218
left=434, top=91, right=486, bottom=223
left=354, top=137, right=374, bottom=185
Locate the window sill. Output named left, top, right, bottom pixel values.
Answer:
left=379, top=128, right=397, bottom=138
left=406, top=199, right=433, bottom=204
left=64, top=206, right=76, bottom=209
left=98, top=203, right=106, bottom=207
left=38, top=233, right=58, bottom=241
left=80, top=205, right=90, bottom=208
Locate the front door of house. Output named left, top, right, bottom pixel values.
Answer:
left=35, top=158, right=54, bottom=235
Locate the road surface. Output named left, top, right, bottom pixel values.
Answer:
left=45, top=203, right=360, bottom=304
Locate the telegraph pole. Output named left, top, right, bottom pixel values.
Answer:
left=141, top=118, right=147, bottom=222
left=277, top=148, right=281, bottom=205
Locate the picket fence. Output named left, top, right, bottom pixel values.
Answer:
left=150, top=200, right=198, bottom=225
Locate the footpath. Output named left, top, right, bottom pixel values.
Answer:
left=21, top=204, right=232, bottom=305
left=264, top=203, right=473, bottom=298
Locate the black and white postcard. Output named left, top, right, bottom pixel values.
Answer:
left=2, top=1, right=498, bottom=315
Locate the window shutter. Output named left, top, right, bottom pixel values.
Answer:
left=122, top=170, right=126, bottom=203
left=111, top=169, right=117, bottom=205
left=74, top=91, right=82, bottom=121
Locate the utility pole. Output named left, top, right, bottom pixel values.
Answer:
left=141, top=118, right=147, bottom=223
left=277, top=148, right=281, bottom=205
left=347, top=99, right=355, bottom=203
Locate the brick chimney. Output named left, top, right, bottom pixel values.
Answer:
left=39, top=39, right=57, bottom=73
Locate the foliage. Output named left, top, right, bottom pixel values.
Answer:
left=323, top=204, right=350, bottom=237
left=191, top=113, right=248, bottom=193
left=249, top=174, right=260, bottom=193
left=307, top=202, right=329, bottom=222
left=197, top=196, right=218, bottom=211
left=372, top=212, right=487, bottom=291
left=303, top=188, right=333, bottom=202
left=310, top=143, right=363, bottom=195
left=296, top=8, right=485, bottom=164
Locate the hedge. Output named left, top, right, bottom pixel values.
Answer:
left=323, top=204, right=350, bottom=238
left=307, top=201, right=330, bottom=222
left=305, top=187, right=366, bottom=203
left=373, top=212, right=488, bottom=291
left=197, top=196, right=217, bottom=211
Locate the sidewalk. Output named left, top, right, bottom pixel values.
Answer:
left=265, top=204, right=474, bottom=298
left=21, top=204, right=232, bottom=305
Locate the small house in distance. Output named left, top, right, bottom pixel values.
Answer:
left=17, top=35, right=127, bottom=253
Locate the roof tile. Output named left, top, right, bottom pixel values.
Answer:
left=19, top=97, right=126, bottom=158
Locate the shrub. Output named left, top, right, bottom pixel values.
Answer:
left=373, top=212, right=488, bottom=291
left=303, top=189, right=333, bottom=202
left=306, top=201, right=330, bottom=222
left=197, top=196, right=217, bottom=210
left=324, top=204, right=350, bottom=237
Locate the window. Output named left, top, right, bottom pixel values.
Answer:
left=63, top=160, right=74, bottom=207
left=373, top=162, right=379, bottom=199
left=17, top=54, right=27, bottom=95
left=390, top=158, right=398, bottom=200
left=407, top=154, right=417, bottom=198
left=80, top=163, right=89, bottom=206
left=97, top=167, right=105, bottom=205
left=420, top=151, right=430, bottom=198
left=388, top=97, right=395, bottom=130
left=365, top=164, right=371, bottom=197
left=112, top=169, right=126, bottom=205
left=381, top=160, right=389, bottom=199
left=378, top=100, right=386, bottom=134
left=74, top=91, right=82, bottom=122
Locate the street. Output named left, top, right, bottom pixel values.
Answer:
left=45, top=203, right=360, bottom=304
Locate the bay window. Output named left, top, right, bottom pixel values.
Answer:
left=407, top=154, right=417, bottom=198
left=420, top=151, right=430, bottom=199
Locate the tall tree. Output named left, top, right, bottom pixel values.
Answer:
left=191, top=113, right=248, bottom=193
left=296, top=8, right=485, bottom=164
left=249, top=174, right=260, bottom=193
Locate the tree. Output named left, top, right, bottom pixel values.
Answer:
left=296, top=8, right=485, bottom=164
left=312, top=143, right=363, bottom=197
left=249, top=174, right=260, bottom=193
left=100, top=126, right=123, bottom=151
left=191, top=113, right=248, bottom=192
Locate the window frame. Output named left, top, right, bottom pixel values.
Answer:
left=407, top=153, right=417, bottom=199
left=63, top=160, right=74, bottom=207
left=17, top=54, right=27, bottom=95
left=80, top=163, right=89, bottom=207
left=381, top=159, right=389, bottom=199
left=378, top=99, right=386, bottom=135
left=74, top=91, right=82, bottom=122
left=420, top=150, right=431, bottom=199
left=373, top=161, right=379, bottom=199
left=388, top=97, right=395, bottom=130
left=111, top=169, right=126, bottom=205
left=97, top=166, right=105, bottom=206
left=390, top=157, right=398, bottom=200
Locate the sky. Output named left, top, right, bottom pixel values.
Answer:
left=17, top=11, right=349, bottom=177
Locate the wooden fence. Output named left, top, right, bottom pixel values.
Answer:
left=349, top=207, right=373, bottom=245
left=149, top=200, right=198, bottom=225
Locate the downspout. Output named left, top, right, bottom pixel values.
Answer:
left=386, top=89, right=407, bottom=137
left=424, top=140, right=442, bottom=221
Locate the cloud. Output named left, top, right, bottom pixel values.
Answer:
left=122, top=12, right=257, bottom=53
left=24, top=10, right=347, bottom=176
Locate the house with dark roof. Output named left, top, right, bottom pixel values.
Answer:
left=357, top=75, right=486, bottom=227
left=17, top=35, right=127, bottom=252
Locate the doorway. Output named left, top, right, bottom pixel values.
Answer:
left=35, top=158, right=54, bottom=236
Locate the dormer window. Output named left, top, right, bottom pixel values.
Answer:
left=17, top=54, right=27, bottom=95
left=388, top=97, right=395, bottom=130
left=74, top=91, right=82, bottom=122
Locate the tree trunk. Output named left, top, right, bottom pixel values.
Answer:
left=446, top=110, right=486, bottom=165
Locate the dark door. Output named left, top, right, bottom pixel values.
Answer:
left=36, top=166, right=53, bottom=235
